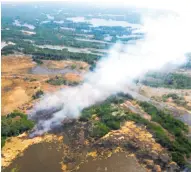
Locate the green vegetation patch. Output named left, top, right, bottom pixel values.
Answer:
left=138, top=101, right=191, bottom=166
left=162, top=93, right=189, bottom=109
left=142, top=72, right=191, bottom=89
left=32, top=90, right=44, bottom=99
left=80, top=94, right=191, bottom=167
left=162, top=93, right=180, bottom=101
left=80, top=95, right=130, bottom=137
left=32, top=57, right=43, bottom=65
left=1, top=111, right=35, bottom=148
left=46, top=76, right=79, bottom=86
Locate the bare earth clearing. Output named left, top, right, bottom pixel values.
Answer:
left=1, top=55, right=86, bottom=115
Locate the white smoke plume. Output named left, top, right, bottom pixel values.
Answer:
left=29, top=1, right=191, bottom=135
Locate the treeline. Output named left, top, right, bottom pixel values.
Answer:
left=1, top=42, right=101, bottom=65
left=31, top=49, right=101, bottom=65
left=1, top=111, right=34, bottom=147
left=138, top=101, right=191, bottom=166
left=142, top=72, right=191, bottom=89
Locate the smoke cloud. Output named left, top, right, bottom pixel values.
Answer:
left=29, top=4, right=191, bottom=136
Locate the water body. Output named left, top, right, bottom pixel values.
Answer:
left=1, top=41, right=15, bottom=49
left=3, top=142, right=145, bottom=172
left=99, top=14, right=125, bottom=17
left=41, top=20, right=50, bottom=24
left=46, top=14, right=54, bottom=20
left=3, top=142, right=63, bottom=172
left=75, top=152, right=145, bottom=172
left=104, top=35, right=113, bottom=41
left=179, top=113, right=191, bottom=126
left=67, top=17, right=140, bottom=28
left=75, top=38, right=112, bottom=44
left=117, top=34, right=141, bottom=39
left=13, top=20, right=35, bottom=30
left=76, top=33, right=94, bottom=38
left=35, top=44, right=108, bottom=55
left=60, top=27, right=75, bottom=31
left=23, top=39, right=35, bottom=43
left=29, top=65, right=79, bottom=75
left=1, top=42, right=8, bottom=49
left=54, top=20, right=64, bottom=24
left=21, top=30, right=36, bottom=35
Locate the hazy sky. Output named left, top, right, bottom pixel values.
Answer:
left=1, top=0, right=190, bottom=12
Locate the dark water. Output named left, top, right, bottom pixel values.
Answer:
left=180, top=113, right=191, bottom=126
left=3, top=142, right=63, bottom=172
left=76, top=152, right=146, bottom=172
left=3, top=142, right=146, bottom=172
left=28, top=65, right=79, bottom=75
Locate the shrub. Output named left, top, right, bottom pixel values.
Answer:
left=1, top=111, right=35, bottom=147
left=32, top=90, right=44, bottom=99
left=105, top=120, right=120, bottom=130
left=46, top=76, right=79, bottom=86
left=92, top=122, right=110, bottom=137
left=71, top=64, right=76, bottom=69
left=32, top=57, right=43, bottom=65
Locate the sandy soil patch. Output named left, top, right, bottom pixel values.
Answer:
left=2, top=55, right=36, bottom=74
left=1, top=55, right=87, bottom=115
left=103, top=121, right=163, bottom=152
left=41, top=82, right=67, bottom=92
left=139, top=85, right=191, bottom=98
left=121, top=100, right=151, bottom=120
left=2, top=87, right=30, bottom=115
left=139, top=85, right=191, bottom=109
left=1, top=76, right=41, bottom=115
left=64, top=73, right=83, bottom=82
left=1, top=74, right=75, bottom=115
left=1, top=78, right=13, bottom=88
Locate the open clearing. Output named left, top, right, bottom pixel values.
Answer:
left=1, top=55, right=87, bottom=115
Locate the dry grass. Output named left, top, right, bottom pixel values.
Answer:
left=1, top=55, right=87, bottom=115
left=2, top=55, right=36, bottom=74
left=103, top=121, right=163, bottom=153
